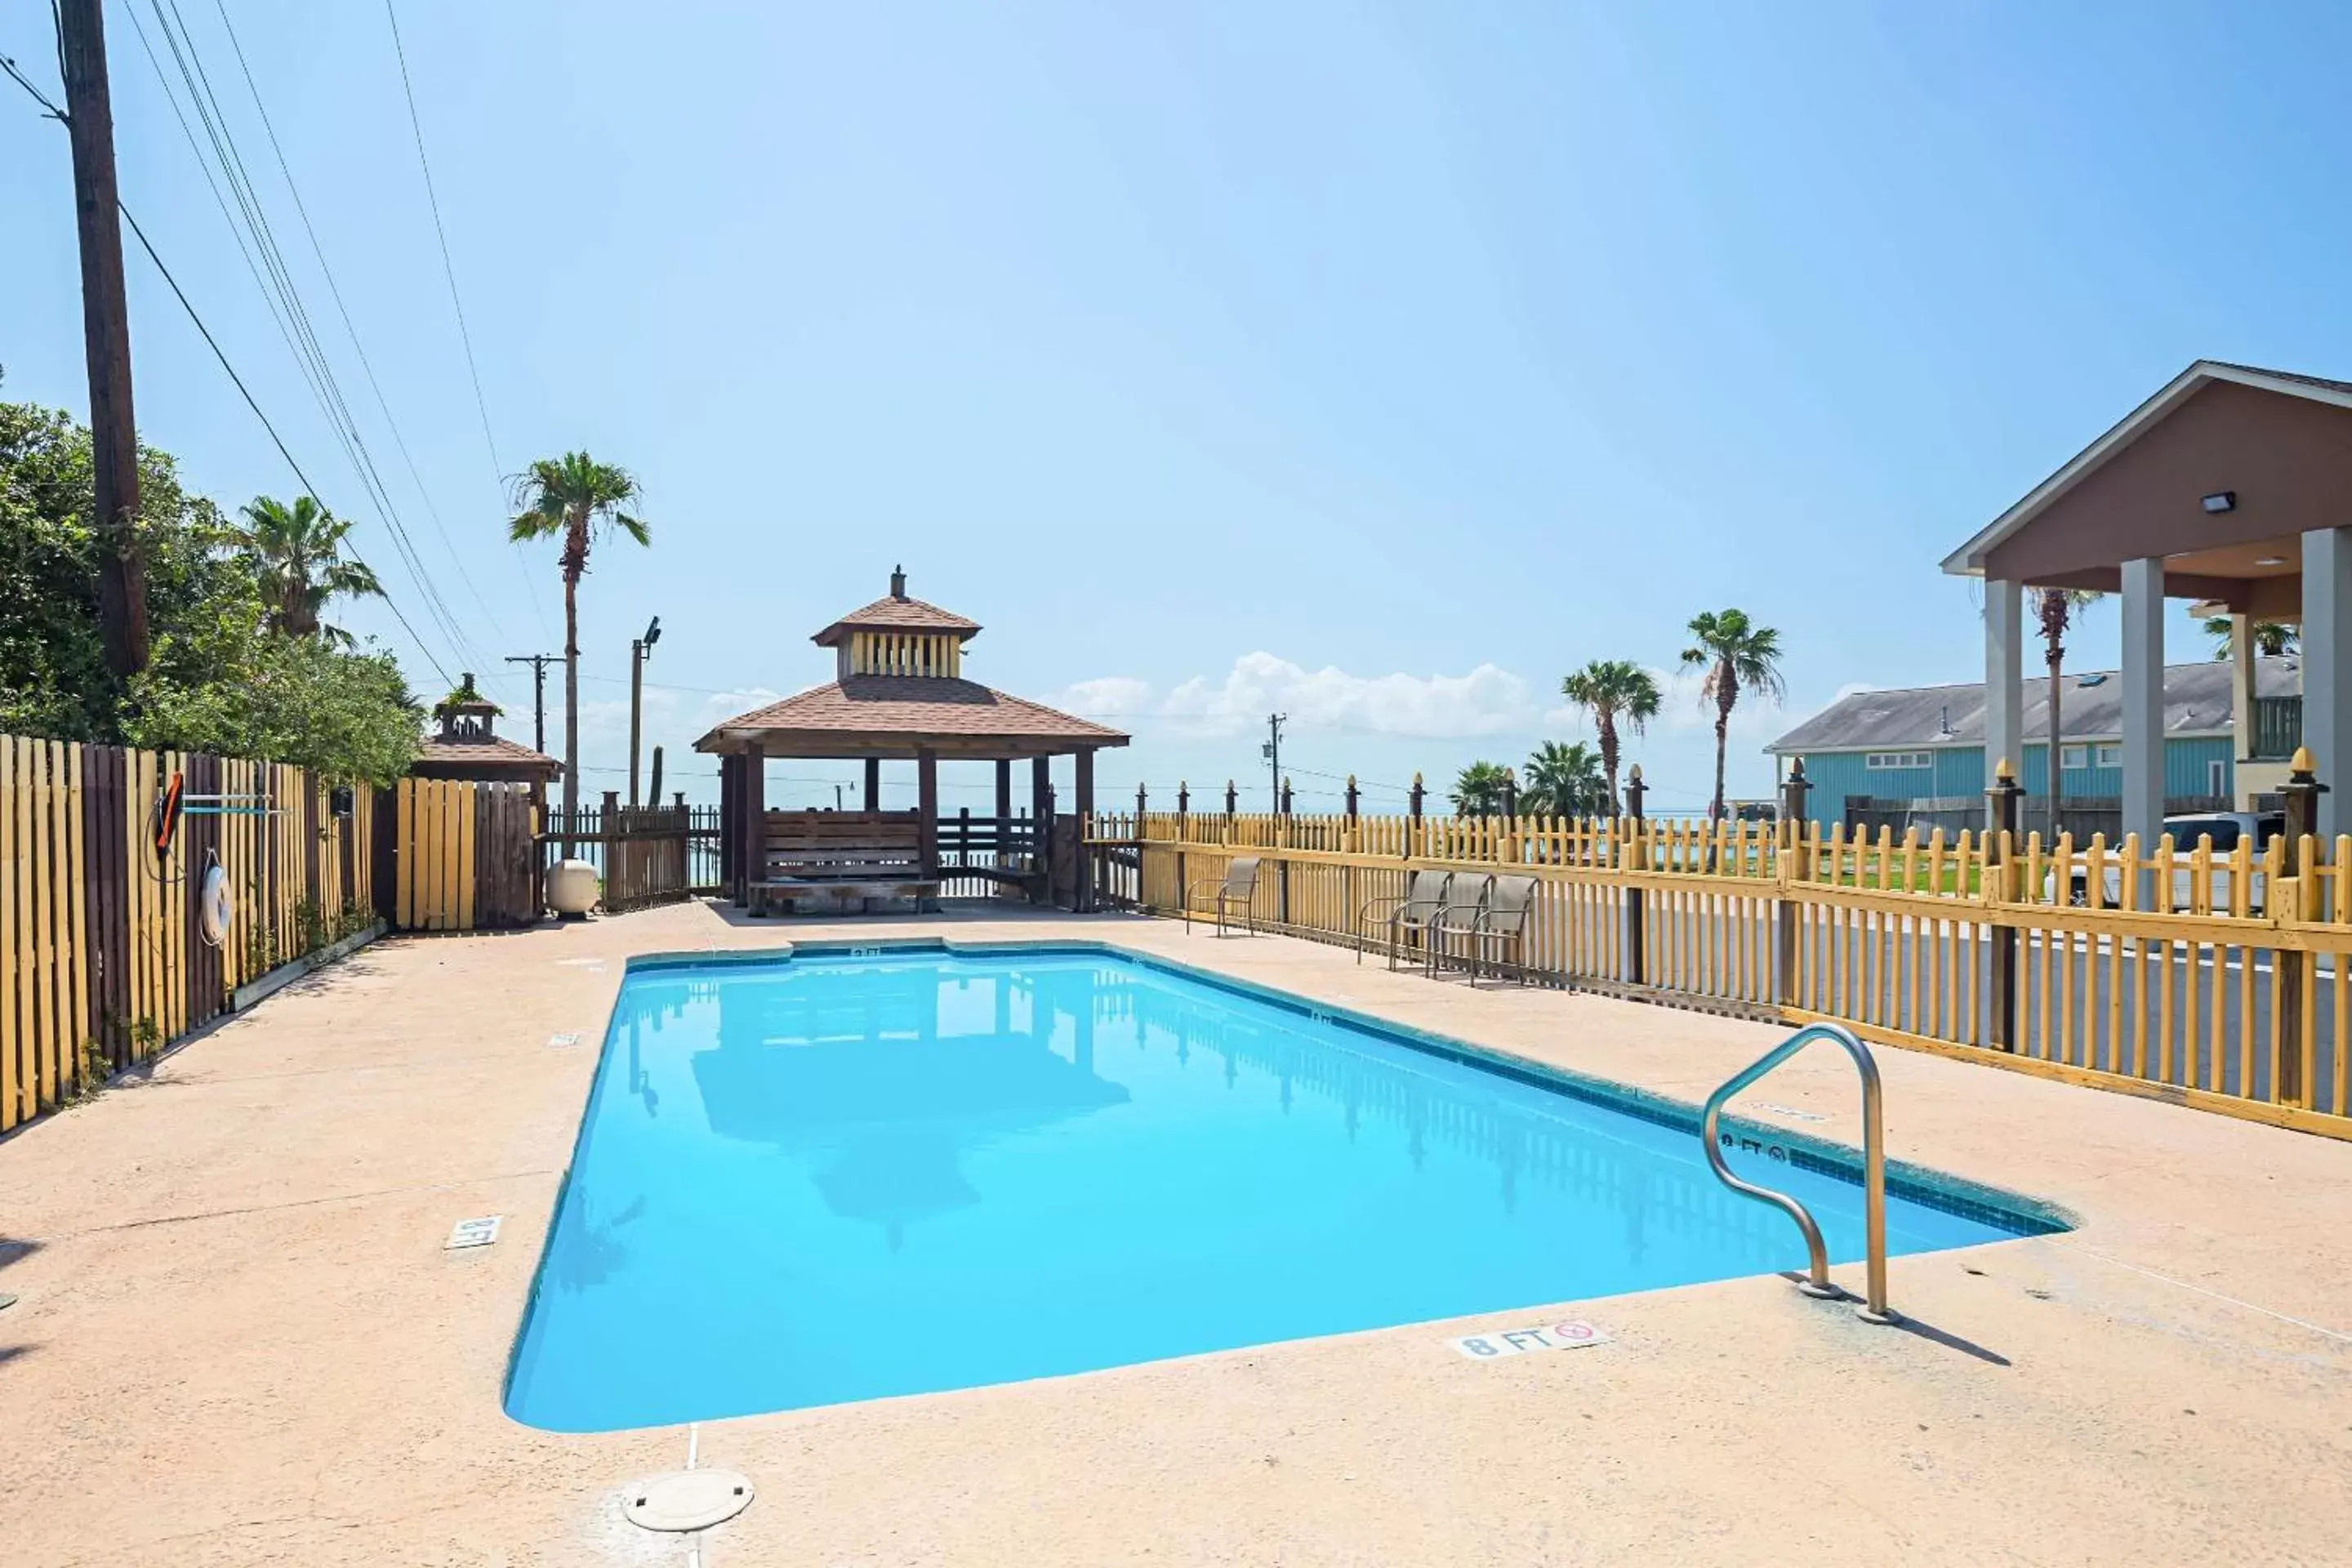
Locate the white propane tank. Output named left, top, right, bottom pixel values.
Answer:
left=546, top=858, right=600, bottom=918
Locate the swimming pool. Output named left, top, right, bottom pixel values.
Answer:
left=505, top=944, right=2058, bottom=1431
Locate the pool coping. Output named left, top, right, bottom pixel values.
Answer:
left=617, top=936, right=2075, bottom=1240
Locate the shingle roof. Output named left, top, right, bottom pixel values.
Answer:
left=2205, top=362, right=2352, bottom=398
left=1766, top=657, right=2299, bottom=754
left=811, top=595, right=982, bottom=646
left=412, top=733, right=565, bottom=777
left=695, top=676, right=1128, bottom=752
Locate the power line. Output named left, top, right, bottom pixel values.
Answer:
left=2, top=46, right=457, bottom=692
left=379, top=0, right=550, bottom=645
left=125, top=0, right=497, bottom=691
left=204, top=0, right=520, bottom=661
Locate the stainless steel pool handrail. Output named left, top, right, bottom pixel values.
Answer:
left=1700, top=1021, right=1895, bottom=1325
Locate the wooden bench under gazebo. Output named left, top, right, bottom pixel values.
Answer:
left=695, top=569, right=1129, bottom=915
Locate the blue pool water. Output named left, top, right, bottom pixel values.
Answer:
left=505, top=947, right=2054, bottom=1431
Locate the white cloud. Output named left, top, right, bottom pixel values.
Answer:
left=1053, top=675, right=1156, bottom=719
left=1051, top=653, right=1546, bottom=739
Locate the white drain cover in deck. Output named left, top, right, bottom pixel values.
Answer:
left=625, top=1469, right=754, bottom=1532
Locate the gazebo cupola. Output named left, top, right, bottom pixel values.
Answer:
left=432, top=673, right=501, bottom=744
left=411, top=671, right=564, bottom=786
left=812, top=565, right=982, bottom=681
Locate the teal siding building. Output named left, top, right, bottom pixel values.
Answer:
left=1766, top=659, right=2292, bottom=828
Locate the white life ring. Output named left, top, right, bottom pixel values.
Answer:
left=198, top=863, right=234, bottom=947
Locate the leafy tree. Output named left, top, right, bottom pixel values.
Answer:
left=1522, top=740, right=1605, bottom=817
left=2201, top=615, right=2297, bottom=660
left=0, top=394, right=261, bottom=740
left=127, top=635, right=421, bottom=786
left=1558, top=659, right=1659, bottom=816
left=1450, top=760, right=1512, bottom=817
left=2031, top=587, right=2100, bottom=831
left=2, top=388, right=422, bottom=782
left=508, top=452, right=649, bottom=822
left=1681, top=608, right=1785, bottom=821
left=234, top=494, right=382, bottom=643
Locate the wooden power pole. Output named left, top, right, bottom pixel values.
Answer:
left=57, top=0, right=151, bottom=676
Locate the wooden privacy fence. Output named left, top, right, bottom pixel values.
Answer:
left=1097, top=804, right=2352, bottom=1143
left=543, top=794, right=696, bottom=914
left=390, top=778, right=541, bottom=931
left=1, top=736, right=377, bottom=1134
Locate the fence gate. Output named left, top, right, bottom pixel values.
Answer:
left=392, top=778, right=540, bottom=931
left=602, top=804, right=691, bottom=913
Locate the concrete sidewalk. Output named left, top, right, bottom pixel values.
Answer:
left=2, top=902, right=2348, bottom=1566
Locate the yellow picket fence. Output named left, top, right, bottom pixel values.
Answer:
left=1100, top=808, right=2352, bottom=1143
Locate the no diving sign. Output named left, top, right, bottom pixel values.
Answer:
left=1450, top=1320, right=1610, bottom=1360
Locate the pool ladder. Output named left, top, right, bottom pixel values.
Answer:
left=1701, top=1022, right=1896, bottom=1325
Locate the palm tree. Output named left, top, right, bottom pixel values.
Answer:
left=2032, top=587, right=2100, bottom=836
left=1522, top=741, right=1604, bottom=817
left=1559, top=659, right=1660, bottom=816
left=508, top=453, right=649, bottom=823
left=1681, top=608, right=1785, bottom=821
left=234, top=494, right=383, bottom=644
left=2201, top=615, right=2297, bottom=659
left=1450, top=760, right=1512, bottom=817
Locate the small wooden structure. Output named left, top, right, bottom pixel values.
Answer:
left=694, top=569, right=1129, bottom=915
left=409, top=675, right=564, bottom=788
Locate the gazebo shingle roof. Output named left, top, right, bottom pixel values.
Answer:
left=695, top=675, right=1125, bottom=753
left=412, top=733, right=565, bottom=777
left=811, top=595, right=981, bottom=646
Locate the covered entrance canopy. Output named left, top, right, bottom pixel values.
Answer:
left=1944, top=361, right=2352, bottom=840
left=693, top=569, right=1129, bottom=912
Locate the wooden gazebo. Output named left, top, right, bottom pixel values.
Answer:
left=410, top=674, right=564, bottom=789
left=694, top=569, right=1129, bottom=914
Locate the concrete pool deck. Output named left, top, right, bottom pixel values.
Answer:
left=3, top=902, right=2349, bottom=1566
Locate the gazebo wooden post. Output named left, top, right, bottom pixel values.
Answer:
left=738, top=748, right=765, bottom=910
left=863, top=757, right=880, bottom=812
left=1032, top=756, right=1053, bottom=904
left=1074, top=748, right=1095, bottom=913
left=916, top=751, right=940, bottom=890
left=995, top=758, right=1012, bottom=842
left=718, top=755, right=737, bottom=902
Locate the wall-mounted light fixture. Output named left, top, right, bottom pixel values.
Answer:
left=2201, top=491, right=2236, bottom=513
left=2254, top=555, right=2287, bottom=568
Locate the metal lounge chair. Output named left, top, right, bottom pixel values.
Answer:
left=1456, top=873, right=1539, bottom=986
left=1356, top=868, right=1450, bottom=968
left=1184, top=857, right=1261, bottom=935
left=1425, top=872, right=1494, bottom=978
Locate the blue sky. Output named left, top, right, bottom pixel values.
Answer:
left=6, top=2, right=2348, bottom=813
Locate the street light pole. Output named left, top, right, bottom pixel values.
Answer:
left=628, top=616, right=661, bottom=808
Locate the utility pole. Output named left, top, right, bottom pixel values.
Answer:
left=504, top=653, right=557, bottom=755
left=57, top=0, right=150, bottom=676
left=1260, top=713, right=1286, bottom=811
left=628, top=616, right=662, bottom=807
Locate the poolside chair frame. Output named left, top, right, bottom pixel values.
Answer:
left=1356, top=868, right=1450, bottom=969
left=1445, top=873, right=1540, bottom=987
left=1424, top=872, right=1495, bottom=979
left=1184, top=857, right=1262, bottom=936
